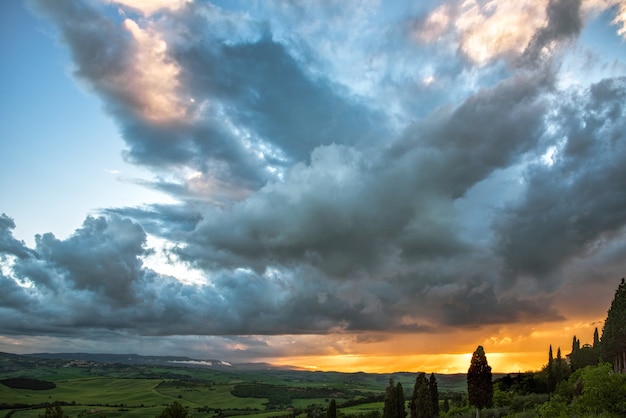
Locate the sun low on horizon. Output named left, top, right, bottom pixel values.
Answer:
left=1, top=0, right=626, bottom=375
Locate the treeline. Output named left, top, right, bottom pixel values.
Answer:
left=231, top=382, right=348, bottom=408
left=0, top=378, right=56, bottom=390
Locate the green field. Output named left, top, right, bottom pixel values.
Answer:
left=0, top=352, right=468, bottom=417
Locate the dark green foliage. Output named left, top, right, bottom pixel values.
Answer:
left=467, top=346, right=493, bottom=413
left=39, top=403, right=68, bottom=418
left=536, top=363, right=626, bottom=417
left=601, top=278, right=626, bottom=371
left=442, top=398, right=450, bottom=413
left=544, top=345, right=570, bottom=392
left=429, top=373, right=439, bottom=417
left=409, top=372, right=431, bottom=418
left=383, top=379, right=407, bottom=418
left=0, top=377, right=56, bottom=390
left=231, top=382, right=344, bottom=407
left=494, top=372, right=546, bottom=394
left=327, top=399, right=337, bottom=418
left=157, top=401, right=189, bottom=418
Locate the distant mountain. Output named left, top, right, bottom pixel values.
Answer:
left=23, top=352, right=295, bottom=371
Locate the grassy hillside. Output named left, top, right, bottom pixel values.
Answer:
left=0, top=352, right=467, bottom=417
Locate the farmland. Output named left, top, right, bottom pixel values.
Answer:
left=0, top=352, right=466, bottom=417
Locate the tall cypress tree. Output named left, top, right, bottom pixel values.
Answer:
left=327, top=399, right=337, bottom=418
left=601, top=278, right=626, bottom=372
left=546, top=345, right=556, bottom=392
left=410, top=373, right=431, bottom=418
left=383, top=379, right=407, bottom=418
left=383, top=379, right=399, bottom=418
left=429, top=373, right=440, bottom=417
left=467, top=346, right=493, bottom=418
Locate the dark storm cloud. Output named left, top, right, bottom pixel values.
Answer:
left=174, top=68, right=553, bottom=279
left=522, top=0, right=583, bottom=65
left=35, top=216, right=148, bottom=305
left=435, top=279, right=563, bottom=326
left=496, top=77, right=626, bottom=281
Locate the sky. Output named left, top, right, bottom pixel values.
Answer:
left=1, top=0, right=626, bottom=374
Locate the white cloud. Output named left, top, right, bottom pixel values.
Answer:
left=110, top=0, right=190, bottom=15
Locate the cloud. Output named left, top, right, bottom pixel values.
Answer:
left=32, top=0, right=389, bottom=203
left=495, top=76, right=626, bottom=281
left=9, top=0, right=626, bottom=365
left=0, top=214, right=34, bottom=259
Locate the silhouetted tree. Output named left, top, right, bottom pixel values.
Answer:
left=555, top=347, right=569, bottom=383
left=593, top=327, right=600, bottom=348
left=409, top=372, right=431, bottom=418
left=383, top=379, right=407, bottom=418
left=429, top=373, right=439, bottom=417
left=327, top=399, right=337, bottom=418
left=158, top=401, right=189, bottom=418
left=546, top=345, right=556, bottom=392
left=601, top=278, right=626, bottom=372
left=467, top=345, right=493, bottom=418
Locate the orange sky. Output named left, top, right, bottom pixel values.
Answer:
left=264, top=316, right=605, bottom=374
left=262, top=276, right=615, bottom=374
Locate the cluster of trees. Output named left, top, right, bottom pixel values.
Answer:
left=382, top=346, right=492, bottom=418
left=382, top=372, right=440, bottom=418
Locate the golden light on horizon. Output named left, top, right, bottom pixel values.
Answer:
left=267, top=350, right=552, bottom=374
left=255, top=316, right=606, bottom=375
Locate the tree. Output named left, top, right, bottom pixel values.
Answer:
left=39, top=404, right=67, bottom=418
left=383, top=379, right=407, bottom=418
left=555, top=347, right=570, bottom=383
left=546, top=345, right=556, bottom=392
left=158, top=401, right=189, bottom=418
left=593, top=327, right=600, bottom=348
left=409, top=372, right=431, bottom=418
left=601, top=278, right=626, bottom=372
left=429, top=373, right=439, bottom=417
left=327, top=399, right=337, bottom=418
left=467, top=345, right=493, bottom=418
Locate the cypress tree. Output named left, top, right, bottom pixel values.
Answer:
left=546, top=345, right=556, bottom=392
left=410, top=373, right=431, bottom=418
left=429, top=373, right=439, bottom=417
left=327, top=399, right=337, bottom=418
left=601, top=278, right=626, bottom=372
left=383, top=379, right=407, bottom=418
left=467, top=346, right=493, bottom=418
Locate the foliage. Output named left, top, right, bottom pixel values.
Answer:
left=157, top=401, right=189, bottom=418
left=39, top=403, right=68, bottom=418
left=0, top=377, right=56, bottom=390
left=382, top=379, right=406, bottom=418
left=409, top=372, right=431, bottom=418
left=570, top=363, right=626, bottom=416
left=601, top=278, right=626, bottom=368
left=467, top=346, right=493, bottom=413
left=533, top=363, right=626, bottom=417
left=429, top=373, right=440, bottom=417
left=494, top=372, right=546, bottom=394
left=327, top=399, right=337, bottom=418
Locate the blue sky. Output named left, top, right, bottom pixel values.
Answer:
left=1, top=1, right=172, bottom=245
left=1, top=0, right=626, bottom=372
